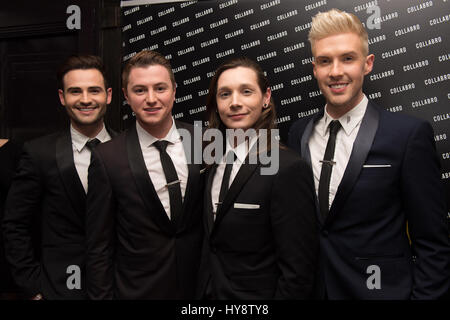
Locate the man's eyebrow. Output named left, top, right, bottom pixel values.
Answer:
left=316, top=51, right=358, bottom=58
left=66, top=86, right=81, bottom=91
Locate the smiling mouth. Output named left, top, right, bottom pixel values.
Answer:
left=329, top=83, right=348, bottom=89
left=144, top=107, right=161, bottom=112
left=75, top=106, right=98, bottom=112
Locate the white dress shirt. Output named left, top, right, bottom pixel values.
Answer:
left=136, top=118, right=188, bottom=220
left=211, top=134, right=259, bottom=215
left=309, top=95, right=368, bottom=208
left=71, top=124, right=111, bottom=193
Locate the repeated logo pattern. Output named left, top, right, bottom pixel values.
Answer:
left=121, top=0, right=450, bottom=207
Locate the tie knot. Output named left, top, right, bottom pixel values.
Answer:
left=329, top=120, right=341, bottom=136
left=153, top=140, right=170, bottom=152
left=86, top=138, right=101, bottom=151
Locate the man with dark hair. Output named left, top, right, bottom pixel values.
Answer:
left=3, top=54, right=116, bottom=300
left=288, top=9, right=449, bottom=299
left=86, top=50, right=204, bottom=299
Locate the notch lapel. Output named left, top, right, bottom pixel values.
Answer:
left=55, top=129, right=86, bottom=220
left=126, top=125, right=175, bottom=235
left=327, top=102, right=380, bottom=224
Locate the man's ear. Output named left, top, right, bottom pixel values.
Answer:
left=312, top=60, right=317, bottom=79
left=364, top=54, right=375, bottom=75
left=264, top=87, right=272, bottom=107
left=58, top=89, right=66, bottom=106
left=106, top=87, right=112, bottom=105
left=122, top=87, right=128, bottom=102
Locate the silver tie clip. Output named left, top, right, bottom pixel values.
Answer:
left=166, top=180, right=180, bottom=187
left=320, top=160, right=336, bottom=165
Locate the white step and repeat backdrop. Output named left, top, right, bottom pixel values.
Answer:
left=120, top=0, right=450, bottom=213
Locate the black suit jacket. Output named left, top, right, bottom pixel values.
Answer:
left=86, top=121, right=204, bottom=299
left=288, top=100, right=450, bottom=299
left=2, top=127, right=117, bottom=299
left=197, top=146, right=319, bottom=299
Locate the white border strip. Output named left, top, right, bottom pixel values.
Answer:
left=121, top=0, right=190, bottom=7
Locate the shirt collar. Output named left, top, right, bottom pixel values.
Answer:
left=71, top=124, right=109, bottom=152
left=322, top=95, right=368, bottom=136
left=136, top=117, right=180, bottom=149
left=224, top=131, right=259, bottom=163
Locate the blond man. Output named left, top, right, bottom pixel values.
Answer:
left=288, top=9, right=449, bottom=299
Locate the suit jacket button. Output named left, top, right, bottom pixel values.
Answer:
left=322, top=230, right=329, bottom=237
left=210, top=245, right=217, bottom=253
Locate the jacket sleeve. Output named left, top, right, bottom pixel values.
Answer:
left=271, top=155, right=319, bottom=299
left=85, top=149, right=116, bottom=299
left=401, top=120, right=450, bottom=299
left=2, top=144, right=43, bottom=297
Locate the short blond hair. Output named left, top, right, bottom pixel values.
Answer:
left=308, top=8, right=369, bottom=56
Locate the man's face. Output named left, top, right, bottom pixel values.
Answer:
left=59, top=69, right=111, bottom=130
left=124, top=65, right=175, bottom=133
left=312, top=32, right=374, bottom=114
left=216, top=66, right=271, bottom=130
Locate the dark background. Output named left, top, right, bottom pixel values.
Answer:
left=120, top=0, right=450, bottom=219
left=0, top=0, right=448, bottom=254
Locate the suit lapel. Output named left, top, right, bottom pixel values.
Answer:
left=212, top=161, right=259, bottom=235
left=205, top=165, right=217, bottom=234
left=126, top=125, right=175, bottom=235
left=327, top=101, right=380, bottom=224
left=301, top=110, right=325, bottom=225
left=174, top=121, right=202, bottom=232
left=301, top=110, right=324, bottom=167
left=55, top=129, right=86, bottom=219
left=106, top=126, right=119, bottom=138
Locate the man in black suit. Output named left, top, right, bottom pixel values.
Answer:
left=288, top=9, right=449, bottom=299
left=3, top=55, right=116, bottom=299
left=86, top=50, right=204, bottom=299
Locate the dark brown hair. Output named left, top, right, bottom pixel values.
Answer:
left=57, top=55, right=108, bottom=90
left=122, top=50, right=175, bottom=90
left=205, top=56, right=278, bottom=152
left=206, top=56, right=277, bottom=130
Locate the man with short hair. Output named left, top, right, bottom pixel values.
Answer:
left=3, top=55, right=116, bottom=300
left=288, top=9, right=449, bottom=299
left=86, top=50, right=204, bottom=299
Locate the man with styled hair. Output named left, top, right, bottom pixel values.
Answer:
left=3, top=54, right=116, bottom=299
left=288, top=9, right=449, bottom=299
left=86, top=50, right=204, bottom=299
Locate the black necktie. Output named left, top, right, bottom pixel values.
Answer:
left=153, top=140, right=183, bottom=223
left=86, top=138, right=101, bottom=151
left=217, top=152, right=235, bottom=215
left=318, top=120, right=341, bottom=220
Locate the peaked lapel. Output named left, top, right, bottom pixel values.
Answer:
left=126, top=124, right=175, bottom=235
left=55, top=129, right=86, bottom=220
left=327, top=101, right=380, bottom=225
left=174, top=120, right=202, bottom=232
left=211, top=160, right=259, bottom=236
